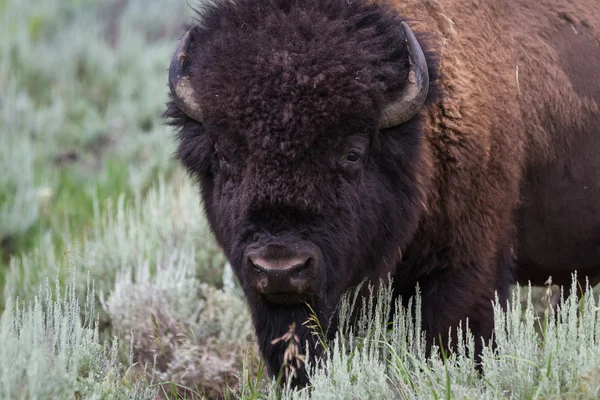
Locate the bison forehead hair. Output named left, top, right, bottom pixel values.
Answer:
left=183, top=0, right=412, bottom=149
left=165, top=0, right=434, bottom=386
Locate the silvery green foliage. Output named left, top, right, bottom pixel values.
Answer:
left=80, top=175, right=219, bottom=295
left=1, top=0, right=191, bottom=157
left=291, top=337, right=394, bottom=400
left=0, top=275, right=156, bottom=399
left=0, top=85, right=41, bottom=240
left=102, top=246, right=253, bottom=398
left=5, top=173, right=237, bottom=396
left=0, top=0, right=196, bottom=243
left=102, top=249, right=202, bottom=337
left=2, top=171, right=247, bottom=396
left=482, top=279, right=600, bottom=399
left=233, top=277, right=600, bottom=399
left=5, top=233, right=58, bottom=304
left=5, top=176, right=225, bottom=305
left=101, top=248, right=209, bottom=396
left=6, top=174, right=249, bottom=398
left=199, top=283, right=255, bottom=348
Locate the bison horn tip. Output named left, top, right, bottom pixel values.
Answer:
left=169, top=29, right=205, bottom=122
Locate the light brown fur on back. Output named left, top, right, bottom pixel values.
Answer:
left=386, top=0, right=600, bottom=267
left=383, top=0, right=600, bottom=334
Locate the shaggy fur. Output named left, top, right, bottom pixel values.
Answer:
left=165, top=0, right=600, bottom=385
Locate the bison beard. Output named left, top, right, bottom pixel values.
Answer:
left=164, top=0, right=600, bottom=388
left=251, top=299, right=325, bottom=385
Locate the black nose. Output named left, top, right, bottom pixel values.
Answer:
left=244, top=244, right=319, bottom=300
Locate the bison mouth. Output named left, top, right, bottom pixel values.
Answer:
left=263, top=292, right=314, bottom=305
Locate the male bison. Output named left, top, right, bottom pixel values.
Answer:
left=165, top=0, right=600, bottom=385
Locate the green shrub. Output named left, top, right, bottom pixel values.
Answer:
left=103, top=253, right=254, bottom=398
left=5, top=174, right=225, bottom=313
left=5, top=175, right=250, bottom=398
left=0, top=0, right=194, bottom=266
left=232, top=278, right=600, bottom=400
left=0, top=274, right=156, bottom=399
left=0, top=92, right=40, bottom=242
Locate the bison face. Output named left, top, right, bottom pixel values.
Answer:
left=165, top=0, right=430, bottom=385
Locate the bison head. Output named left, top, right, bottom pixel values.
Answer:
left=165, top=0, right=431, bottom=385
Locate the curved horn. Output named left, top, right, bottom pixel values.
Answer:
left=169, top=29, right=204, bottom=122
left=379, top=22, right=429, bottom=129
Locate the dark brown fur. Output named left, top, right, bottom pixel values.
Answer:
left=165, top=0, right=600, bottom=385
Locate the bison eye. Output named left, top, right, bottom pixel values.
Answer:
left=346, top=151, right=361, bottom=162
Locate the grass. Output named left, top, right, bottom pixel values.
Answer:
left=2, top=0, right=600, bottom=398
left=0, top=273, right=157, bottom=399
left=0, top=0, right=186, bottom=273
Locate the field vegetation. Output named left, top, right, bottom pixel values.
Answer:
left=1, top=0, right=599, bottom=398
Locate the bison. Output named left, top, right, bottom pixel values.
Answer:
left=165, top=0, right=600, bottom=385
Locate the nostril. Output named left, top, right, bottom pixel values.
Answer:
left=291, top=258, right=312, bottom=278
left=249, top=260, right=264, bottom=274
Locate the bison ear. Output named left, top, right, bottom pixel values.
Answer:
left=379, top=22, right=429, bottom=129
left=169, top=28, right=205, bottom=122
